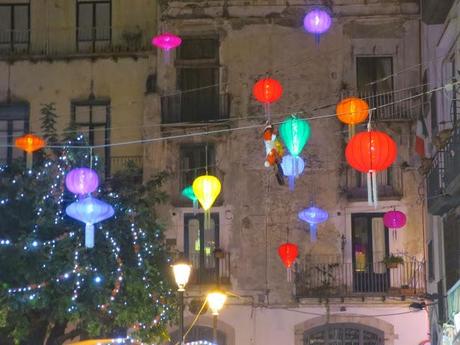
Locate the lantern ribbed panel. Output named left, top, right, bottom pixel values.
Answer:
left=336, top=97, right=369, bottom=125
left=383, top=210, right=406, bottom=229
left=279, top=116, right=311, bottom=156
left=151, top=32, right=182, bottom=50
left=252, top=78, right=283, bottom=104
left=15, top=134, right=45, bottom=153
left=192, top=175, right=221, bottom=211
left=65, top=168, right=99, bottom=195
left=345, top=131, right=397, bottom=173
left=278, top=242, right=298, bottom=268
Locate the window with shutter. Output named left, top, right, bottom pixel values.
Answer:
left=0, top=103, right=29, bottom=166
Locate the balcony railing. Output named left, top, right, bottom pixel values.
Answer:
left=0, top=26, right=153, bottom=58
left=110, top=155, right=143, bottom=175
left=295, top=256, right=425, bottom=299
left=357, top=86, right=423, bottom=121
left=188, top=251, right=231, bottom=286
left=345, top=166, right=403, bottom=200
left=444, top=126, right=460, bottom=193
left=161, top=87, right=230, bottom=124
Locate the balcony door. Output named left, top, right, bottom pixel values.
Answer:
left=352, top=213, right=389, bottom=293
left=184, top=213, right=219, bottom=284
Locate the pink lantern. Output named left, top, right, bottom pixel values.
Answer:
left=151, top=32, right=182, bottom=63
left=65, top=167, right=99, bottom=196
left=383, top=210, right=406, bottom=239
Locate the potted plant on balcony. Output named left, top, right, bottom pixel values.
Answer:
left=400, top=284, right=414, bottom=296
left=383, top=254, right=404, bottom=269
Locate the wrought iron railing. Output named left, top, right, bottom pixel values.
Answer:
left=110, top=155, right=143, bottom=175
left=295, top=256, right=425, bottom=298
left=188, top=251, right=231, bottom=286
left=161, top=87, right=230, bottom=124
left=444, top=126, right=460, bottom=189
left=427, top=152, right=446, bottom=209
left=345, top=166, right=403, bottom=200
left=0, top=26, right=153, bottom=57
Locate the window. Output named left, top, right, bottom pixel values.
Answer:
left=77, top=0, right=111, bottom=52
left=352, top=213, right=390, bottom=293
left=303, top=324, right=384, bottom=345
left=0, top=4, right=29, bottom=53
left=0, top=103, right=29, bottom=165
left=184, top=213, right=219, bottom=285
left=179, top=144, right=215, bottom=192
left=161, top=37, right=229, bottom=123
left=71, top=100, right=110, bottom=176
left=356, top=57, right=393, bottom=93
left=428, top=240, right=435, bottom=282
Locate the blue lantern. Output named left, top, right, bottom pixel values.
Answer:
left=66, top=196, right=114, bottom=248
left=298, top=204, right=328, bottom=242
left=281, top=154, right=305, bottom=191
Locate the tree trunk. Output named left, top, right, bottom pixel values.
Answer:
left=45, top=321, right=67, bottom=345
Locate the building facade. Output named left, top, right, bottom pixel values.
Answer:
left=150, top=1, right=429, bottom=345
left=421, top=0, right=460, bottom=344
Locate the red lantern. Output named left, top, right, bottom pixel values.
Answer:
left=253, top=78, right=283, bottom=119
left=278, top=242, right=298, bottom=282
left=345, top=130, right=397, bottom=206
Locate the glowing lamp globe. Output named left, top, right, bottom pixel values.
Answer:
left=15, top=134, right=45, bottom=169
left=345, top=130, right=397, bottom=206
left=384, top=210, right=406, bottom=239
left=336, top=97, right=369, bottom=138
left=278, top=242, right=298, bottom=282
left=65, top=167, right=99, bottom=196
left=151, top=32, right=182, bottom=51
left=281, top=155, right=305, bottom=191
left=172, top=261, right=192, bottom=291
left=66, top=196, right=114, bottom=248
left=279, top=116, right=311, bottom=156
left=207, top=289, right=227, bottom=315
left=298, top=205, right=329, bottom=242
left=303, top=8, right=332, bottom=43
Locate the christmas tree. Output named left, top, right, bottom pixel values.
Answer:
left=0, top=105, right=175, bottom=344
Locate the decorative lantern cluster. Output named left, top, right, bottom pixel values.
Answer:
left=65, top=167, right=114, bottom=248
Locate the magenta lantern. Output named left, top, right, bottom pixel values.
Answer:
left=303, top=8, right=332, bottom=44
left=383, top=210, right=406, bottom=239
left=152, top=32, right=182, bottom=64
left=65, top=167, right=99, bottom=196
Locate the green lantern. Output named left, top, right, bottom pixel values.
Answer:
left=279, top=115, right=311, bottom=156
left=181, top=185, right=198, bottom=210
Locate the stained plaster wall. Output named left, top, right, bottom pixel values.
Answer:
left=147, top=0, right=426, bottom=308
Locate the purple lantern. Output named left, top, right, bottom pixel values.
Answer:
left=65, top=167, right=99, bottom=196
left=151, top=32, right=182, bottom=63
left=66, top=196, right=114, bottom=248
left=383, top=210, right=406, bottom=239
left=298, top=205, right=328, bottom=242
left=303, top=8, right=332, bottom=44
left=281, top=155, right=305, bottom=191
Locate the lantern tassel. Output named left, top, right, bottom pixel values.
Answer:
left=372, top=171, right=378, bottom=208
left=367, top=172, right=372, bottom=205
left=26, top=152, right=32, bottom=170
left=287, top=268, right=292, bottom=282
left=85, top=223, right=95, bottom=248
left=163, top=49, right=171, bottom=64
left=349, top=124, right=355, bottom=140
left=310, top=224, right=317, bottom=242
left=288, top=176, right=295, bottom=191
left=315, top=34, right=320, bottom=46
left=193, top=199, right=198, bottom=215
left=264, top=103, right=271, bottom=121
left=204, top=210, right=211, bottom=231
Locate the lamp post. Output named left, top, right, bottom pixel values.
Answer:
left=172, top=260, right=192, bottom=345
left=206, top=289, right=227, bottom=345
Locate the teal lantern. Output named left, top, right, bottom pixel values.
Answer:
left=182, top=185, right=198, bottom=210
left=279, top=115, right=311, bottom=156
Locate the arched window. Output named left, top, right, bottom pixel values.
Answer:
left=170, top=325, right=227, bottom=345
left=303, top=323, right=384, bottom=345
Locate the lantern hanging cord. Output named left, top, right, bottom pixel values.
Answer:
left=176, top=297, right=208, bottom=345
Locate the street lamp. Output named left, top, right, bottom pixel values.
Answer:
left=206, top=289, right=227, bottom=345
left=172, top=260, right=192, bottom=345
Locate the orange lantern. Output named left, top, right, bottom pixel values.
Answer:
left=15, top=134, right=45, bottom=169
left=336, top=97, right=369, bottom=138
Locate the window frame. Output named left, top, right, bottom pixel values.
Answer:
left=355, top=56, right=394, bottom=93
left=179, top=143, right=216, bottom=193
left=71, top=98, right=111, bottom=176
left=0, top=102, right=29, bottom=165
left=303, top=323, right=384, bottom=345
left=0, top=3, right=30, bottom=51
left=76, top=0, right=112, bottom=50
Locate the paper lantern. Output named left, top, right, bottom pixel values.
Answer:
left=278, top=242, right=298, bottom=282
left=253, top=78, right=283, bottom=118
left=281, top=155, right=305, bottom=191
left=303, top=8, right=332, bottom=44
left=383, top=210, right=406, bottom=239
left=182, top=185, right=198, bottom=210
left=65, top=168, right=99, bottom=196
left=15, top=134, right=45, bottom=169
left=192, top=175, right=221, bottom=229
left=279, top=116, right=311, bottom=156
left=151, top=32, right=182, bottom=63
left=336, top=97, right=369, bottom=138
left=298, top=205, right=329, bottom=242
left=66, top=196, right=114, bottom=248
left=345, top=130, right=397, bottom=206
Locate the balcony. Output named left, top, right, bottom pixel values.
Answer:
left=295, top=256, right=426, bottom=299
left=161, top=86, right=230, bottom=124
left=187, top=251, right=231, bottom=286
left=344, top=166, right=403, bottom=201
left=444, top=126, right=460, bottom=196
left=358, top=86, right=423, bottom=122
left=110, top=155, right=143, bottom=177
left=0, top=26, right=153, bottom=59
